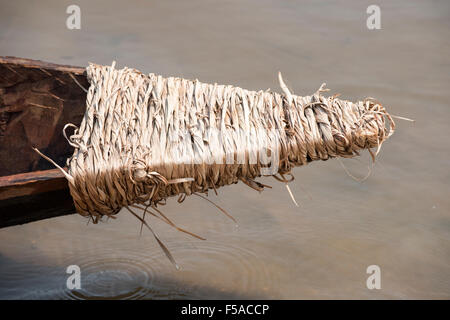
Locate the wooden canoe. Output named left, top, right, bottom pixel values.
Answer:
left=0, top=56, right=89, bottom=228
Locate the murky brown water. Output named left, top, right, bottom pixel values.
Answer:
left=0, top=0, right=449, bottom=299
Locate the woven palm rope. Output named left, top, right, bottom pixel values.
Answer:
left=32, top=62, right=397, bottom=266
left=51, top=62, right=394, bottom=223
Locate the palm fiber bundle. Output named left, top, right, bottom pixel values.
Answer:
left=37, top=62, right=395, bottom=266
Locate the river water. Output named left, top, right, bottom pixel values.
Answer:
left=0, top=0, right=449, bottom=299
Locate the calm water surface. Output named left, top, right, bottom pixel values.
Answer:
left=0, top=0, right=449, bottom=299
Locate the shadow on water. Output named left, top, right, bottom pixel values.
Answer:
left=0, top=253, right=268, bottom=300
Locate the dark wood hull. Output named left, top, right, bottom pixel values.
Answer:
left=0, top=170, right=75, bottom=228
left=0, top=57, right=88, bottom=227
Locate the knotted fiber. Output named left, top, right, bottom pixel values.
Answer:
left=60, top=63, right=394, bottom=223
